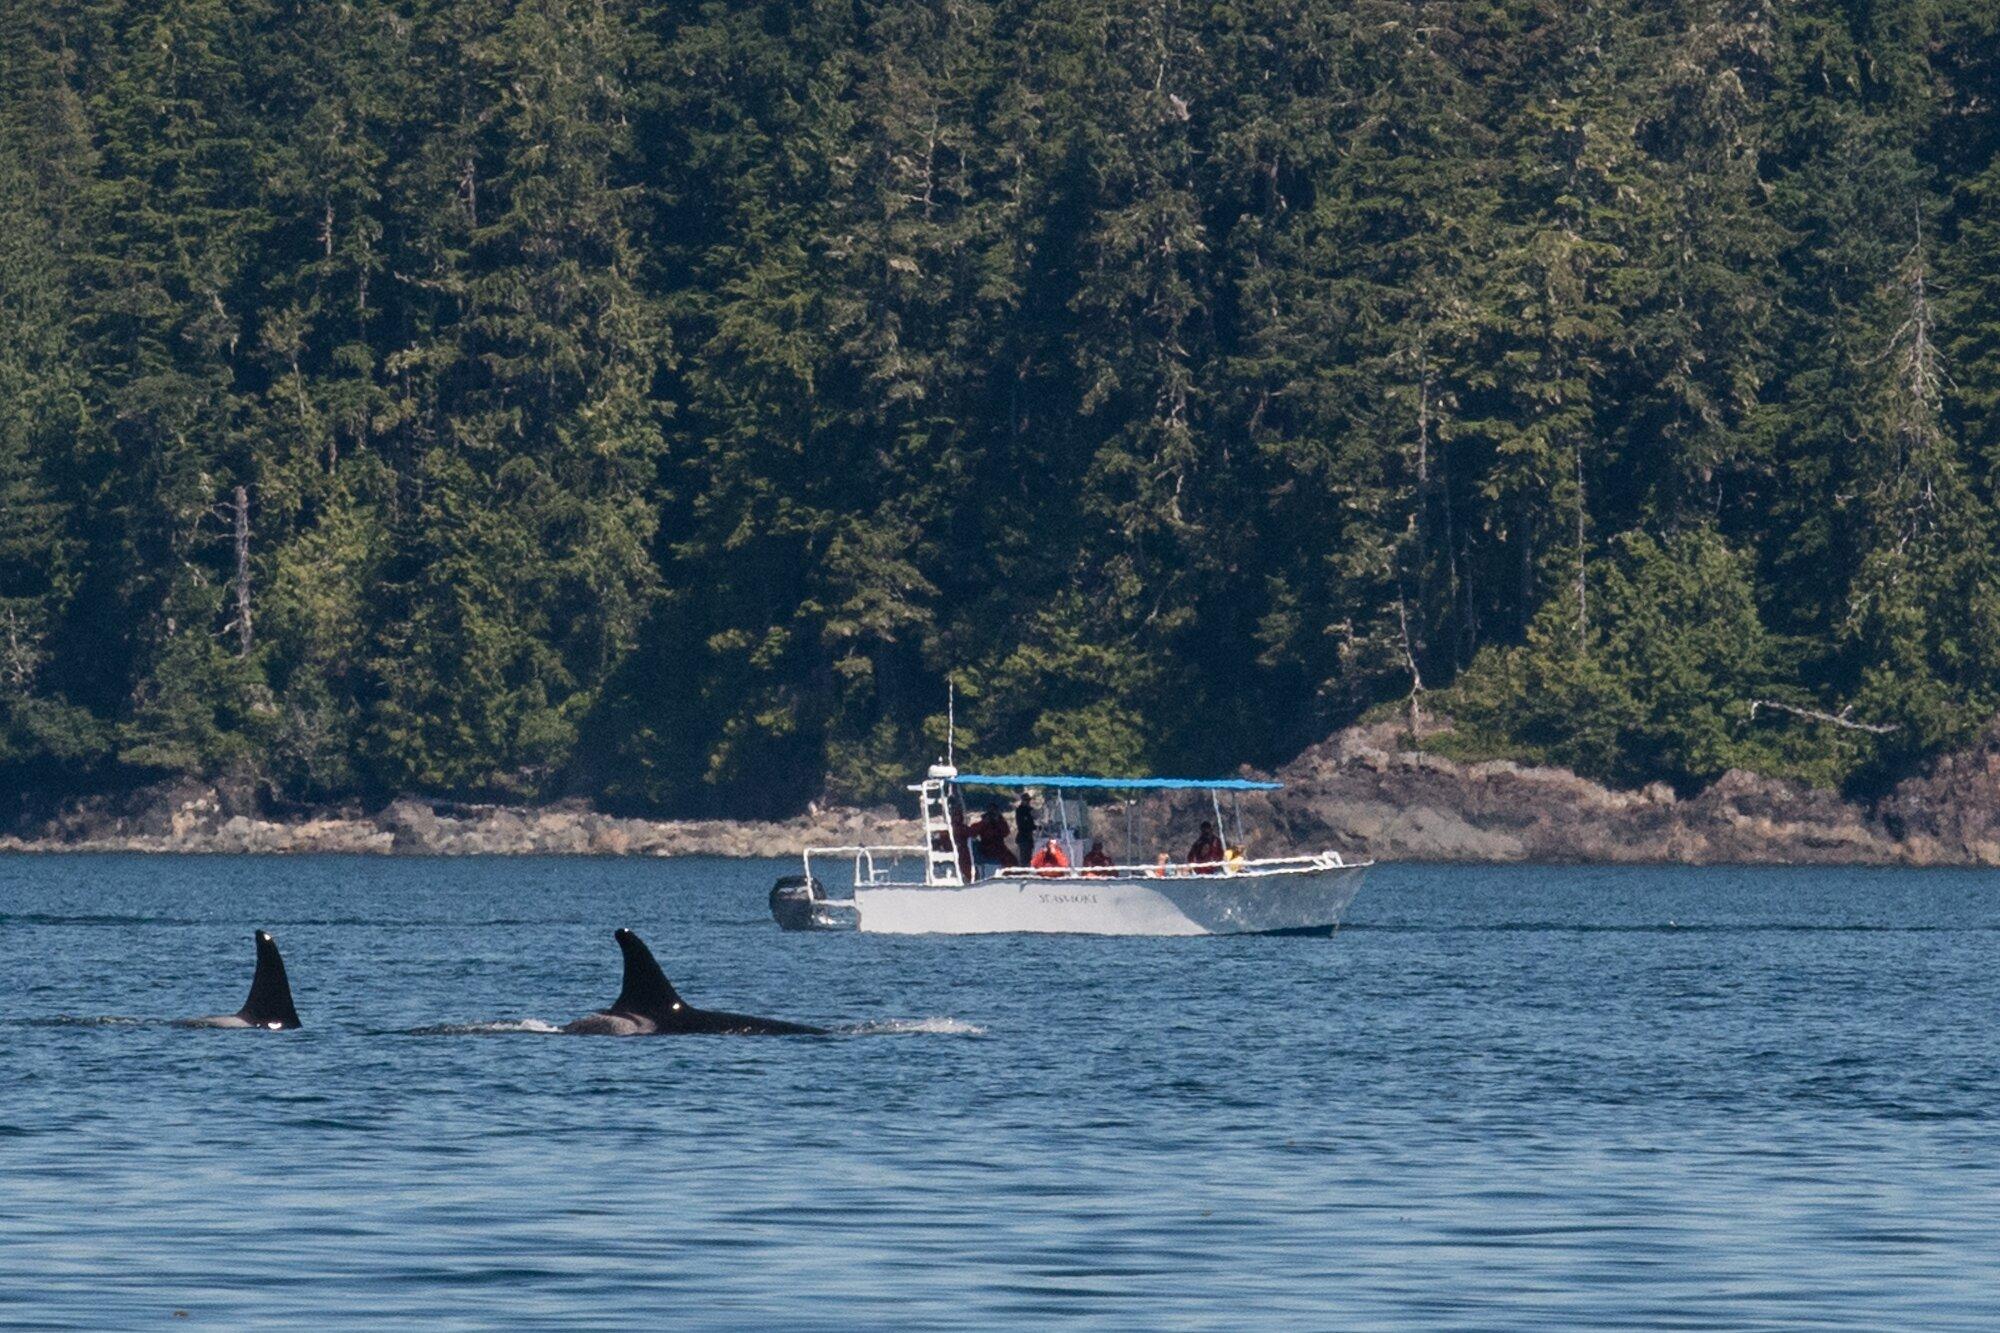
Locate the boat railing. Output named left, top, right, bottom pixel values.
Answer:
left=990, top=851, right=1365, bottom=880
left=803, top=844, right=933, bottom=889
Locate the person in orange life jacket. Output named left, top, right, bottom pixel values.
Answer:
left=1030, top=836, right=1070, bottom=877
left=1082, top=839, right=1114, bottom=877
left=969, top=802, right=1015, bottom=870
left=1187, top=820, right=1225, bottom=873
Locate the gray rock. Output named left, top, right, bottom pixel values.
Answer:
left=379, top=798, right=441, bottom=852
left=17, top=717, right=2000, bottom=864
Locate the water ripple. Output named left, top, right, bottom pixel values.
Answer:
left=3, top=857, right=1999, bottom=1326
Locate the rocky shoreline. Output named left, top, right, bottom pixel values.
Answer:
left=0, top=783, right=919, bottom=859
left=8, top=720, right=2000, bottom=864
left=1247, top=721, right=2000, bottom=866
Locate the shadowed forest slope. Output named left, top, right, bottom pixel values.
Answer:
left=5, top=0, right=2000, bottom=817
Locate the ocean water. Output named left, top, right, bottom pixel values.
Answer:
left=3, top=856, right=1999, bottom=1328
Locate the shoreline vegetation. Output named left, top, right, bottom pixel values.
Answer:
left=9, top=5, right=2000, bottom=828
left=13, top=719, right=2000, bottom=866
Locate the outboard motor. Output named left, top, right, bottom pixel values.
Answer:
left=770, top=872, right=834, bottom=931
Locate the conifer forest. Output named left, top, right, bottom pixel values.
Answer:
left=5, top=0, right=2000, bottom=816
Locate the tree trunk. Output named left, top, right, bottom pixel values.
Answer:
left=232, top=484, right=253, bottom=657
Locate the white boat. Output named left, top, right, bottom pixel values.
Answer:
left=772, top=765, right=1371, bottom=936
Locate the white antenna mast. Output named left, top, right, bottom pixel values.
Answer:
left=946, top=677, right=955, bottom=768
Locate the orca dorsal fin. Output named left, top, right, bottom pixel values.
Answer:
left=237, top=930, right=301, bottom=1029
left=611, top=928, right=684, bottom=1020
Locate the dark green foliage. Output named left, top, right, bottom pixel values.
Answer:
left=7, top=0, right=2000, bottom=811
left=1447, top=529, right=1850, bottom=790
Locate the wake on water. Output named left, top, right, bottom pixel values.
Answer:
left=20, top=1016, right=304, bottom=1030
left=402, top=1019, right=566, bottom=1036
left=843, top=1017, right=986, bottom=1036
left=20, top=1014, right=986, bottom=1036
left=17, top=1015, right=983, bottom=1036
left=399, top=1017, right=985, bottom=1037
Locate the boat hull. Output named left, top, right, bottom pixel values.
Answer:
left=850, top=865, right=1367, bottom=936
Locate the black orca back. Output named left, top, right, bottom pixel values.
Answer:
left=237, top=930, right=301, bottom=1029
left=610, top=927, right=684, bottom=1022
left=601, top=929, right=823, bottom=1034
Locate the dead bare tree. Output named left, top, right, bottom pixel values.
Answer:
left=1749, top=699, right=1898, bottom=735
left=230, top=485, right=252, bottom=656
left=1397, top=592, right=1427, bottom=741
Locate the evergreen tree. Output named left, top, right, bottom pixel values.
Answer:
left=15, top=0, right=2000, bottom=814
left=67, top=0, right=274, bottom=773
left=365, top=0, right=667, bottom=795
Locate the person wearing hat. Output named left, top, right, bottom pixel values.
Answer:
left=1013, top=791, right=1037, bottom=869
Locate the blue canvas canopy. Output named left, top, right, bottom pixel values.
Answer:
left=953, top=773, right=1282, bottom=792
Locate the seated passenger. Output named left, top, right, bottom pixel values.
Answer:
left=1030, top=838, right=1071, bottom=877
left=1223, top=844, right=1246, bottom=875
left=1187, top=821, right=1225, bottom=874
left=1082, top=840, right=1114, bottom=877
left=969, top=802, right=1015, bottom=870
left=1151, top=852, right=1172, bottom=878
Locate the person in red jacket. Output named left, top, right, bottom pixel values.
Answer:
left=1186, top=820, right=1225, bottom=873
left=968, top=802, right=1015, bottom=872
left=1030, top=837, right=1070, bottom=877
left=1081, top=839, right=1115, bottom=877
